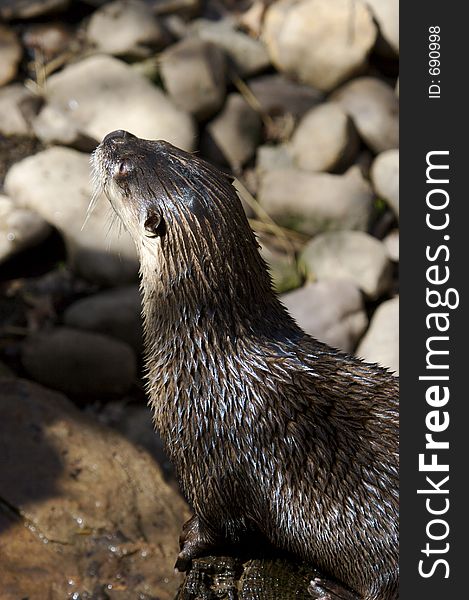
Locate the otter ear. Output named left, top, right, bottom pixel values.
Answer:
left=144, top=208, right=165, bottom=238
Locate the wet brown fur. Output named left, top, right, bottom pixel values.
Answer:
left=92, top=131, right=399, bottom=600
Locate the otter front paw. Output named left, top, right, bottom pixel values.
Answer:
left=175, top=515, right=217, bottom=572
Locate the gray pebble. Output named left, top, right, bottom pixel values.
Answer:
left=281, top=279, right=368, bottom=353
left=22, top=327, right=137, bottom=397
left=357, top=296, right=399, bottom=374
left=300, top=230, right=393, bottom=299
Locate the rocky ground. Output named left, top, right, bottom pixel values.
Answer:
left=0, top=1, right=398, bottom=598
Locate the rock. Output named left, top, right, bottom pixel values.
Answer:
left=248, top=74, right=324, bottom=142
left=160, top=38, right=226, bottom=120
left=32, top=104, right=98, bottom=151
left=365, top=0, right=399, bottom=54
left=354, top=149, right=374, bottom=179
left=22, top=327, right=137, bottom=396
left=0, top=377, right=187, bottom=599
left=4, top=146, right=139, bottom=285
left=99, top=401, right=172, bottom=478
left=256, top=144, right=294, bottom=175
left=300, top=231, right=392, bottom=299
left=86, top=0, right=167, bottom=58
left=332, top=77, right=399, bottom=153
left=290, top=102, right=359, bottom=172
left=238, top=0, right=265, bottom=37
left=0, top=25, right=22, bottom=86
left=260, top=244, right=301, bottom=294
left=383, top=228, right=399, bottom=262
left=281, top=280, right=367, bottom=353
left=248, top=74, right=323, bottom=120
left=153, top=0, right=201, bottom=18
left=0, top=85, right=38, bottom=137
left=64, top=286, right=142, bottom=352
left=0, top=0, right=70, bottom=20
left=203, top=93, right=262, bottom=171
left=258, top=166, right=373, bottom=236
left=371, top=149, right=399, bottom=217
left=263, top=0, right=377, bottom=92
left=0, top=135, right=43, bottom=188
left=177, top=556, right=325, bottom=600
left=45, top=55, right=196, bottom=150
left=357, top=296, right=399, bottom=374
left=0, top=360, right=14, bottom=377
left=189, top=17, right=270, bottom=77
left=0, top=194, right=51, bottom=264
left=22, top=22, right=74, bottom=62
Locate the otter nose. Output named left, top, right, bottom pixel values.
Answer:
left=103, top=130, right=135, bottom=145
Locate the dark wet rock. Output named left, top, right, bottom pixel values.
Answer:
left=86, top=0, right=167, bottom=58
left=300, top=230, right=393, bottom=300
left=281, top=279, right=367, bottom=353
left=203, top=93, right=262, bottom=171
left=4, top=146, right=139, bottom=285
left=175, top=556, right=354, bottom=600
left=371, top=149, right=399, bottom=218
left=0, top=25, right=22, bottom=87
left=160, top=38, right=227, bottom=120
left=357, top=296, right=399, bottom=374
left=21, top=327, right=137, bottom=397
left=64, top=286, right=143, bottom=352
left=0, top=194, right=51, bottom=264
left=290, top=102, right=359, bottom=173
left=332, top=77, right=399, bottom=153
left=0, top=377, right=188, bottom=599
left=258, top=166, right=373, bottom=236
left=263, top=0, right=377, bottom=92
left=44, top=54, right=196, bottom=150
left=189, top=17, right=270, bottom=77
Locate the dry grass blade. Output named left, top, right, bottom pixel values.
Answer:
left=234, top=178, right=298, bottom=257
left=229, top=71, right=275, bottom=131
left=248, top=219, right=309, bottom=245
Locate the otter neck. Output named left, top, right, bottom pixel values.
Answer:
left=139, top=250, right=296, bottom=355
left=137, top=218, right=299, bottom=353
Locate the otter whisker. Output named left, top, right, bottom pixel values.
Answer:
left=104, top=207, right=123, bottom=250
left=82, top=150, right=106, bottom=231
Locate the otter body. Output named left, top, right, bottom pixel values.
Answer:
left=92, top=130, right=399, bottom=600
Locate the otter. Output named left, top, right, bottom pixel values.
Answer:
left=91, top=130, right=399, bottom=600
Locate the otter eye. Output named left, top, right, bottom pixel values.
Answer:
left=144, top=210, right=165, bottom=238
left=115, top=159, right=132, bottom=178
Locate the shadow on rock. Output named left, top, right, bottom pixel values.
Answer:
left=0, top=377, right=189, bottom=600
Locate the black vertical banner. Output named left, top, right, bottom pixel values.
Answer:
left=400, top=3, right=467, bottom=599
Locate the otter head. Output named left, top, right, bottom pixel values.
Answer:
left=91, top=130, right=281, bottom=328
